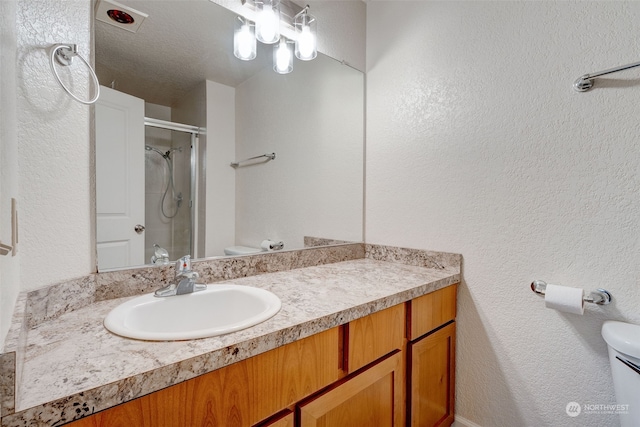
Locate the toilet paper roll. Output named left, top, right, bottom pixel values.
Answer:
left=544, top=284, right=584, bottom=315
left=261, top=240, right=275, bottom=251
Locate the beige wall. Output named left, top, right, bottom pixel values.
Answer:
left=366, top=2, right=640, bottom=426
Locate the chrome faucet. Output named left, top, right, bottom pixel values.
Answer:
left=154, top=255, right=207, bottom=297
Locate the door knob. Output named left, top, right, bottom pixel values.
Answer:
left=134, top=224, right=145, bottom=234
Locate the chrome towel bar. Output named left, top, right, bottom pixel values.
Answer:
left=574, top=59, right=640, bottom=92
left=230, top=153, right=276, bottom=168
left=530, top=280, right=612, bottom=305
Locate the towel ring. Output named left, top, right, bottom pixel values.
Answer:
left=49, top=44, right=100, bottom=105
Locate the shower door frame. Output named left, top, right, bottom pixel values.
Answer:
left=144, top=117, right=203, bottom=259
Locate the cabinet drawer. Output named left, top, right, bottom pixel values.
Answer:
left=346, top=303, right=405, bottom=373
left=409, top=284, right=457, bottom=341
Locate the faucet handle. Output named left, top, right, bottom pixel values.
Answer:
left=175, top=255, right=192, bottom=275
left=185, top=271, right=199, bottom=280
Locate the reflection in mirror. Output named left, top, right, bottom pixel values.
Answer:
left=143, top=121, right=196, bottom=263
left=94, top=0, right=364, bottom=271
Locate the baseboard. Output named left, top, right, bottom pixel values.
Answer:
left=453, top=415, right=483, bottom=427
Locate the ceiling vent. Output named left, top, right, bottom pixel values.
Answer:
left=95, top=0, right=148, bottom=33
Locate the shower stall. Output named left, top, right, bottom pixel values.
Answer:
left=144, top=117, right=201, bottom=263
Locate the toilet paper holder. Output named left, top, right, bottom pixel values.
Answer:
left=530, top=280, right=612, bottom=305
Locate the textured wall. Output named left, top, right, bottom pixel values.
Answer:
left=15, top=0, right=93, bottom=292
left=367, top=2, right=640, bottom=426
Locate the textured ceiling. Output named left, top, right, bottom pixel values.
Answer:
left=95, top=0, right=272, bottom=107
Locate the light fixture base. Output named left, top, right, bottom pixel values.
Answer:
left=241, top=0, right=302, bottom=30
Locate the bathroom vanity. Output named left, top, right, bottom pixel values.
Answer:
left=0, top=244, right=460, bottom=427
left=68, top=286, right=455, bottom=427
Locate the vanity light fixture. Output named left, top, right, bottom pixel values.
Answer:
left=233, top=1, right=317, bottom=74
left=255, top=0, right=281, bottom=44
left=273, top=37, right=293, bottom=74
left=233, top=16, right=257, bottom=60
left=294, top=6, right=316, bottom=61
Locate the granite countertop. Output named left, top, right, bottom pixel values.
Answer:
left=1, top=245, right=460, bottom=427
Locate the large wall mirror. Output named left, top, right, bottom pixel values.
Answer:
left=94, top=0, right=364, bottom=271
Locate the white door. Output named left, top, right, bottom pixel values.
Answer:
left=96, top=86, right=145, bottom=270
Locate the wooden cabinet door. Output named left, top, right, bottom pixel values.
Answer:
left=299, top=351, right=404, bottom=427
left=409, top=322, right=455, bottom=427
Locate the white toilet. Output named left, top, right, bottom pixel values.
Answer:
left=601, top=320, right=640, bottom=427
left=223, top=245, right=264, bottom=256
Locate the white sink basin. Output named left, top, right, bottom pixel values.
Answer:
left=104, top=285, right=281, bottom=341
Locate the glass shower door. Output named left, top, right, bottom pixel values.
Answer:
left=144, top=125, right=194, bottom=263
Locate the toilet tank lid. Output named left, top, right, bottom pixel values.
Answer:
left=602, top=320, right=640, bottom=359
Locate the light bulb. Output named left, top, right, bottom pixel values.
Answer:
left=234, top=17, right=256, bottom=60
left=273, top=39, right=292, bottom=74
left=297, top=26, right=315, bottom=60
left=256, top=3, right=280, bottom=44
left=237, top=25, right=253, bottom=59
left=276, top=43, right=290, bottom=71
left=294, top=8, right=317, bottom=61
